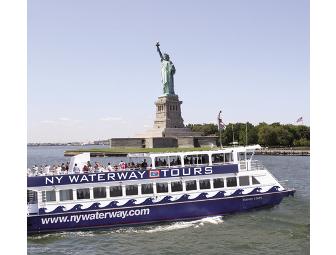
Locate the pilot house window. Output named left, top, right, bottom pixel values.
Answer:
left=239, top=176, right=250, bottom=186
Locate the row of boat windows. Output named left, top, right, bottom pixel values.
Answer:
left=155, top=153, right=234, bottom=167
left=33, top=176, right=260, bottom=203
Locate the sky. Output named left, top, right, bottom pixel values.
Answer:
left=28, top=0, right=309, bottom=143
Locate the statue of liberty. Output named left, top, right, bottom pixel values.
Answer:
left=156, top=42, right=176, bottom=95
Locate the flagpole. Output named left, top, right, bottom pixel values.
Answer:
left=245, top=122, right=248, bottom=146
left=218, top=110, right=223, bottom=148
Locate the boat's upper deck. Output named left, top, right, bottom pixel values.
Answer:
left=27, top=145, right=267, bottom=188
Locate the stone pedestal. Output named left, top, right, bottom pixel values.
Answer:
left=154, top=95, right=184, bottom=129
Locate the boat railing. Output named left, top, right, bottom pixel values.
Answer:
left=249, top=160, right=266, bottom=171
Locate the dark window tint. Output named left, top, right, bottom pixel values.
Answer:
left=171, top=181, right=183, bottom=192
left=226, top=177, right=237, bottom=187
left=156, top=183, right=168, bottom=193
left=252, top=176, right=260, bottom=185
left=199, top=179, right=211, bottom=189
left=224, top=153, right=233, bottom=162
left=44, top=191, right=56, bottom=202
left=93, top=187, right=106, bottom=199
left=126, top=185, right=138, bottom=196
left=60, top=189, right=73, bottom=201
left=213, top=178, right=224, bottom=188
left=212, top=153, right=224, bottom=164
left=186, top=180, right=197, bottom=191
left=239, top=176, right=250, bottom=186
left=77, top=188, right=90, bottom=200
left=110, top=186, right=122, bottom=197
left=141, top=184, right=153, bottom=194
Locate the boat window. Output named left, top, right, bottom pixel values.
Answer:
left=238, top=152, right=245, bottom=161
left=199, top=179, right=211, bottom=190
left=42, top=190, right=56, bottom=202
left=213, top=178, right=224, bottom=188
left=126, top=185, right=138, bottom=196
left=226, top=177, right=237, bottom=187
left=252, top=176, right=260, bottom=185
left=141, top=183, right=154, bottom=194
left=169, top=155, right=182, bottom=166
left=186, top=180, right=197, bottom=191
left=77, top=188, right=90, bottom=200
left=224, top=153, right=233, bottom=162
left=93, top=187, right=106, bottom=199
left=27, top=190, right=37, bottom=204
left=184, top=154, right=209, bottom=166
left=155, top=156, right=169, bottom=167
left=246, top=152, right=254, bottom=160
left=156, top=182, right=168, bottom=193
left=110, top=186, right=122, bottom=197
left=59, top=189, right=73, bottom=201
left=239, top=176, right=250, bottom=186
left=171, top=181, right=183, bottom=192
left=212, top=153, right=224, bottom=164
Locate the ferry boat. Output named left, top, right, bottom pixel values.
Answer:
left=27, top=145, right=295, bottom=234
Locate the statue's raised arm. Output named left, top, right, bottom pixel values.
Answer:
left=156, top=42, right=164, bottom=61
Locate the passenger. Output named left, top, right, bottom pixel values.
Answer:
left=55, top=165, right=62, bottom=175
left=176, top=157, right=181, bottom=165
left=61, top=163, right=66, bottom=172
left=83, top=164, right=89, bottom=174
left=32, top=165, right=38, bottom=176
left=113, top=164, right=118, bottom=171
left=119, top=161, right=126, bottom=171
left=94, top=162, right=99, bottom=172
left=131, top=162, right=135, bottom=168
left=44, top=164, right=50, bottom=175
left=141, top=159, right=148, bottom=169
left=65, top=162, right=70, bottom=171
left=27, top=168, right=32, bottom=176
left=107, top=163, right=113, bottom=172
left=73, top=163, right=81, bottom=174
left=170, top=159, right=176, bottom=166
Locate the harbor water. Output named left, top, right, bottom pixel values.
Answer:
left=27, top=146, right=310, bottom=255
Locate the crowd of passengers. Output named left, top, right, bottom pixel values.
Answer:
left=27, top=159, right=149, bottom=176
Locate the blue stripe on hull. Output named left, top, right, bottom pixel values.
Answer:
left=28, top=190, right=294, bottom=234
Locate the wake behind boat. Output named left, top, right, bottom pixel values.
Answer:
left=27, top=145, right=295, bottom=234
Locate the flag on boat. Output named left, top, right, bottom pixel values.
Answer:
left=218, top=111, right=225, bottom=130
left=296, top=116, right=303, bottom=123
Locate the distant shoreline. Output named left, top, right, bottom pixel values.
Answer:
left=63, top=147, right=310, bottom=157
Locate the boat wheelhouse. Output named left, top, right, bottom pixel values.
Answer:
left=27, top=145, right=295, bottom=234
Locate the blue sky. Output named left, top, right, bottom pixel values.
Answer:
left=28, top=0, right=309, bottom=143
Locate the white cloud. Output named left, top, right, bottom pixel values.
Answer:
left=40, top=120, right=57, bottom=124
left=59, top=117, right=70, bottom=121
left=99, top=117, right=122, bottom=121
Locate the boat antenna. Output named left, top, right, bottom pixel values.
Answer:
left=245, top=122, right=248, bottom=146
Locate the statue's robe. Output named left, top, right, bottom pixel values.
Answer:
left=161, top=60, right=175, bottom=95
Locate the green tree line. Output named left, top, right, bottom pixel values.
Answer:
left=186, top=122, right=310, bottom=147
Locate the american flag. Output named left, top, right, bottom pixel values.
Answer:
left=296, top=116, right=303, bottom=123
left=218, top=111, right=225, bottom=130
